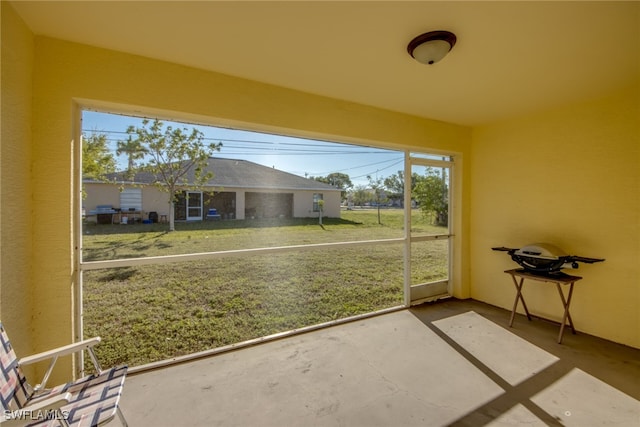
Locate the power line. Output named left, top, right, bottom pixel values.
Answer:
left=83, top=128, right=390, bottom=152
left=97, top=138, right=398, bottom=156
left=82, top=126, right=405, bottom=182
left=349, top=159, right=405, bottom=181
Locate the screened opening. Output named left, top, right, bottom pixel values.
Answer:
left=245, top=192, right=293, bottom=219
left=408, top=158, right=452, bottom=304
left=82, top=245, right=405, bottom=367
left=79, top=109, right=455, bottom=368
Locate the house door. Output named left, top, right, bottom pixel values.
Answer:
left=187, top=191, right=202, bottom=221
left=406, top=155, right=453, bottom=304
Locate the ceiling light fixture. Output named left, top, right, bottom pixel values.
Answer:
left=407, top=30, right=457, bottom=65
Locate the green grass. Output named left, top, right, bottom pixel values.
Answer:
left=82, top=209, right=448, bottom=367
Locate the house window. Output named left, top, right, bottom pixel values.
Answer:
left=313, top=193, right=323, bottom=212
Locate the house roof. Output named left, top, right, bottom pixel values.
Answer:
left=93, top=158, right=340, bottom=192
left=203, top=158, right=340, bottom=191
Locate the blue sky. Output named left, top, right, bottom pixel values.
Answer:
left=82, top=111, right=405, bottom=187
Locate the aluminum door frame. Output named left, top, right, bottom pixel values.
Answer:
left=186, top=191, right=203, bottom=221
left=404, top=153, right=454, bottom=305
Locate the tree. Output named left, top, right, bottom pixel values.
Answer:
left=383, top=171, right=422, bottom=206
left=317, top=199, right=325, bottom=225
left=413, top=167, right=448, bottom=226
left=127, top=119, right=222, bottom=231
left=312, top=172, right=353, bottom=199
left=383, top=171, right=404, bottom=201
left=116, top=135, right=147, bottom=177
left=350, top=185, right=371, bottom=207
left=82, top=132, right=117, bottom=181
left=367, top=175, right=388, bottom=225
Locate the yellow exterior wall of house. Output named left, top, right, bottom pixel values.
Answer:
left=83, top=183, right=342, bottom=222
left=83, top=183, right=169, bottom=224
left=292, top=189, right=341, bottom=219
left=0, top=2, right=35, bottom=370
left=83, top=184, right=121, bottom=220
left=470, top=85, right=639, bottom=348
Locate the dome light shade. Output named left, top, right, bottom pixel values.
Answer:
left=407, top=30, right=457, bottom=65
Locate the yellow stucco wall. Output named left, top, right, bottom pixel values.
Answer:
left=1, top=16, right=471, bottom=381
left=470, top=85, right=639, bottom=348
left=0, top=1, right=35, bottom=365
left=2, top=2, right=638, bottom=389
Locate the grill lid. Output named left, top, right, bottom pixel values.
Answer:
left=514, top=243, right=567, bottom=260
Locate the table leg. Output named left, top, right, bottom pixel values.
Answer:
left=556, top=282, right=576, bottom=344
left=509, top=275, right=531, bottom=327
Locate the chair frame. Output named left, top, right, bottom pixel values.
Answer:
left=1, top=326, right=128, bottom=427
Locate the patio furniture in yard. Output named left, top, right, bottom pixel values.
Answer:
left=206, top=208, right=221, bottom=220
left=0, top=323, right=128, bottom=427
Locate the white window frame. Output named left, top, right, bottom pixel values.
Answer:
left=312, top=193, right=323, bottom=212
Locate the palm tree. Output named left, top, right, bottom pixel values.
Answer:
left=116, top=136, right=147, bottom=174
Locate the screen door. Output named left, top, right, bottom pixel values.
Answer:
left=406, top=154, right=453, bottom=304
left=186, top=191, right=202, bottom=220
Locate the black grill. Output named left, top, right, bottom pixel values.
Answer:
left=492, top=243, right=604, bottom=274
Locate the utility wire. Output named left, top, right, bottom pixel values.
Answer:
left=85, top=130, right=396, bottom=157
left=82, top=127, right=405, bottom=182
left=83, top=128, right=386, bottom=151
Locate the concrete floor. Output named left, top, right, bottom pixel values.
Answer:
left=119, top=299, right=639, bottom=426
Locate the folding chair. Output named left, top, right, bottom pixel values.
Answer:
left=0, top=323, right=128, bottom=427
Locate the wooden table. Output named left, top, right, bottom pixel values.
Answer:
left=505, top=268, right=582, bottom=343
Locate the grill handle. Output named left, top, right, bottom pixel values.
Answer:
left=567, top=255, right=605, bottom=264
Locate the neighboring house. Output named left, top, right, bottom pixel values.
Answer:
left=84, top=158, right=341, bottom=223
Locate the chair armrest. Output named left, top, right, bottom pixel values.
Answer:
left=18, top=337, right=101, bottom=366
left=18, top=337, right=102, bottom=391
left=1, top=393, right=72, bottom=426
left=26, top=392, right=72, bottom=411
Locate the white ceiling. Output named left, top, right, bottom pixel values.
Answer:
left=10, top=1, right=640, bottom=126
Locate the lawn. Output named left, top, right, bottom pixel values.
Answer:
left=82, top=209, right=448, bottom=367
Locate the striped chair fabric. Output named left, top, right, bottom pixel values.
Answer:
left=0, top=323, right=33, bottom=410
left=0, top=323, right=128, bottom=427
